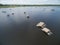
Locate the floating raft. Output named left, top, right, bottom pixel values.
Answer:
left=36, top=22, right=46, bottom=28
left=36, top=22, right=53, bottom=36
left=42, top=28, right=53, bottom=35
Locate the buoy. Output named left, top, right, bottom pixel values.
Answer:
left=27, top=15, right=30, bottom=18
left=12, top=13, right=14, bottom=15
left=24, top=12, right=26, bottom=14
left=7, top=14, right=9, bottom=16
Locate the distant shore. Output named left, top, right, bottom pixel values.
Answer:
left=0, top=4, right=60, bottom=8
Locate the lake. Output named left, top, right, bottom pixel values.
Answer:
left=0, top=6, right=60, bottom=45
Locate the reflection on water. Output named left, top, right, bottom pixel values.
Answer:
left=0, top=6, right=60, bottom=45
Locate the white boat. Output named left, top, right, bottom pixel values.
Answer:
left=42, top=28, right=53, bottom=35
left=36, top=22, right=46, bottom=28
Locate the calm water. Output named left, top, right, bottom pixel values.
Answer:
left=0, top=6, right=60, bottom=45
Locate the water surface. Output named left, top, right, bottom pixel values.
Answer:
left=0, top=6, right=60, bottom=45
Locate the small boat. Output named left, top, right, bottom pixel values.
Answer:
left=36, top=22, right=46, bottom=28
left=42, top=28, right=53, bottom=35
